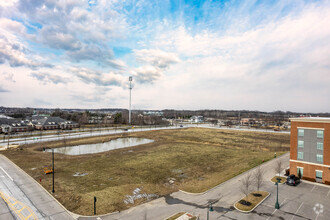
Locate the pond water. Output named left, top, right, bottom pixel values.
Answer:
left=46, top=137, right=154, bottom=155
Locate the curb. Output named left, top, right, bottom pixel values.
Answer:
left=179, top=152, right=289, bottom=195
left=77, top=211, right=120, bottom=219
left=233, top=191, right=270, bottom=213
left=0, top=155, right=76, bottom=219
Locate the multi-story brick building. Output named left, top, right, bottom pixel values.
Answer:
left=290, top=117, right=330, bottom=184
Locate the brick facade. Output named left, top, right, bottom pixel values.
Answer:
left=290, top=118, right=330, bottom=184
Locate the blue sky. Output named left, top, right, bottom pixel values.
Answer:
left=0, top=0, right=329, bottom=112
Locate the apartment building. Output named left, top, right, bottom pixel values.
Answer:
left=290, top=117, right=330, bottom=184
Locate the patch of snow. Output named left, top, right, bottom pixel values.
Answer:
left=123, top=187, right=158, bottom=204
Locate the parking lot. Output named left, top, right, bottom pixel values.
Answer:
left=219, top=181, right=330, bottom=220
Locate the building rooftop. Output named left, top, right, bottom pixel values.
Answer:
left=290, top=117, right=330, bottom=123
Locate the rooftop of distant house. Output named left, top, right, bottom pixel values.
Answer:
left=0, top=114, right=13, bottom=119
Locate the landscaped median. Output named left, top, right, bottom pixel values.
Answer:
left=270, top=176, right=286, bottom=184
left=234, top=191, right=270, bottom=212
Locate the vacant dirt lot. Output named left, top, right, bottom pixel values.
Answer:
left=3, top=128, right=290, bottom=215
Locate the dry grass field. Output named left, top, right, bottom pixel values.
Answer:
left=2, top=127, right=290, bottom=215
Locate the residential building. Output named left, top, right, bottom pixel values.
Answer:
left=0, top=118, right=32, bottom=133
left=30, top=116, right=79, bottom=130
left=290, top=117, right=330, bottom=184
left=189, top=116, right=204, bottom=123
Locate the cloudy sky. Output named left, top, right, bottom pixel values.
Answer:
left=0, top=0, right=329, bottom=112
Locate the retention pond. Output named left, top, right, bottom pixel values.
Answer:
left=46, top=137, right=154, bottom=155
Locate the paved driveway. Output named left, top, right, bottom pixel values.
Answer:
left=217, top=179, right=330, bottom=220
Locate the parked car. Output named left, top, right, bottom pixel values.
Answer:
left=286, top=174, right=300, bottom=186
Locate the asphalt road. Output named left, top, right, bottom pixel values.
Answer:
left=0, top=155, right=74, bottom=220
left=1, top=124, right=288, bottom=148
left=0, top=125, right=184, bottom=147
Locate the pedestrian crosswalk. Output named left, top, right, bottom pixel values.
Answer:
left=0, top=191, right=38, bottom=220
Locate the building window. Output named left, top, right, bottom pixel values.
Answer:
left=298, top=140, right=304, bottom=148
left=317, top=130, right=324, bottom=138
left=297, top=152, right=304, bottom=160
left=316, top=154, right=323, bottom=163
left=316, top=170, right=323, bottom=179
left=317, top=142, right=323, bottom=150
left=298, top=129, right=304, bottom=137
left=297, top=167, right=303, bottom=177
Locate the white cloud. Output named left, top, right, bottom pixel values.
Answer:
left=39, top=27, right=81, bottom=50
left=131, top=49, right=180, bottom=84
left=131, top=65, right=162, bottom=84
left=0, top=0, right=329, bottom=112
left=30, top=71, right=69, bottom=84
left=3, top=72, right=16, bottom=82
left=70, top=67, right=126, bottom=87
left=134, top=49, right=180, bottom=68
left=0, top=33, right=37, bottom=68
left=4, top=0, right=128, bottom=68
left=129, top=4, right=330, bottom=112
left=0, top=0, right=18, bottom=8
left=0, top=18, right=27, bottom=37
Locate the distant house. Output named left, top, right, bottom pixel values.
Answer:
left=240, top=118, right=250, bottom=125
left=30, top=116, right=78, bottom=130
left=143, top=111, right=164, bottom=116
left=0, top=118, right=32, bottom=133
left=189, top=116, right=204, bottom=123
left=88, top=116, right=103, bottom=124
left=0, top=114, right=13, bottom=119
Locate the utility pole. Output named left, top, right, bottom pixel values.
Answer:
left=129, top=76, right=132, bottom=124
left=52, top=149, right=55, bottom=193
left=7, top=132, right=10, bottom=149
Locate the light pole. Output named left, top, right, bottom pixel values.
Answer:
left=94, top=196, right=97, bottom=215
left=207, top=203, right=214, bottom=220
left=128, top=76, right=132, bottom=124
left=275, top=178, right=280, bottom=209
left=52, top=148, right=55, bottom=193
left=7, top=131, right=10, bottom=149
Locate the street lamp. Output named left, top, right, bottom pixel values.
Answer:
left=52, top=149, right=55, bottom=193
left=128, top=76, right=132, bottom=125
left=275, top=178, right=280, bottom=209
left=94, top=196, right=97, bottom=215
left=7, top=131, right=10, bottom=149
left=207, top=203, right=214, bottom=220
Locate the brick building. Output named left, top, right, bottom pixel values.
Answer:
left=290, top=117, right=330, bottom=184
left=31, top=116, right=78, bottom=130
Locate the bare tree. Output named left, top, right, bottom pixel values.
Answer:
left=254, top=166, right=264, bottom=193
left=274, top=160, right=283, bottom=177
left=240, top=172, right=252, bottom=200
